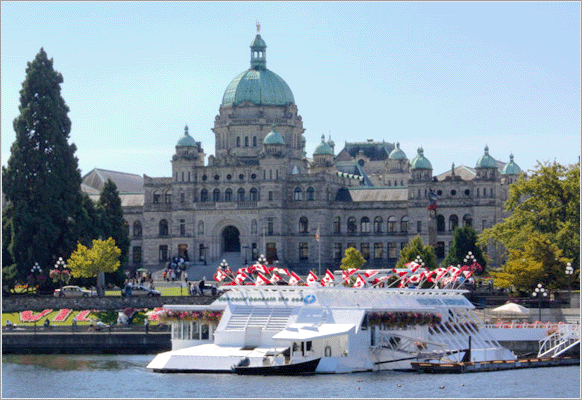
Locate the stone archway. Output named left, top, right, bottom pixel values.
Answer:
left=222, top=225, right=241, bottom=253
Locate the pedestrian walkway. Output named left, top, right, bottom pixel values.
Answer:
left=152, top=252, right=246, bottom=283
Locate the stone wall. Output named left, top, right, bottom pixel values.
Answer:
left=2, top=295, right=216, bottom=313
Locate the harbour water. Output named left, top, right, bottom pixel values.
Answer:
left=2, top=354, right=580, bottom=398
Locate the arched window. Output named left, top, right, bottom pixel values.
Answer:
left=200, top=189, right=209, bottom=202
left=251, top=220, right=257, bottom=235
left=250, top=187, right=259, bottom=201
left=361, top=217, right=370, bottom=233
left=198, top=221, right=204, bottom=236
left=400, top=216, right=409, bottom=233
left=463, top=214, right=473, bottom=227
left=374, top=217, right=383, bottom=233
left=237, top=188, right=245, bottom=202
left=153, top=190, right=161, bottom=204
left=213, top=189, right=220, bottom=202
left=347, top=217, right=357, bottom=234
left=387, top=217, right=397, bottom=233
left=437, top=214, right=445, bottom=232
left=225, top=188, right=233, bottom=202
left=159, top=219, right=169, bottom=237
left=133, top=221, right=142, bottom=238
left=449, top=215, right=459, bottom=231
left=333, top=217, right=341, bottom=234
left=165, top=191, right=172, bottom=204
left=306, top=187, right=315, bottom=201
left=299, top=217, right=309, bottom=233
left=294, top=187, right=302, bottom=201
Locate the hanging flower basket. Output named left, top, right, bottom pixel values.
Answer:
left=365, top=312, right=442, bottom=328
left=159, top=310, right=223, bottom=325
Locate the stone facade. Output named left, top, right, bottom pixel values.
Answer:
left=88, top=31, right=521, bottom=274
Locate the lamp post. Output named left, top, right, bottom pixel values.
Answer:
left=242, top=245, right=249, bottom=265
left=220, top=259, right=229, bottom=271
left=565, top=262, right=573, bottom=307
left=532, top=283, right=547, bottom=321
left=54, top=257, right=69, bottom=292
left=258, top=254, right=267, bottom=266
left=30, top=263, right=42, bottom=293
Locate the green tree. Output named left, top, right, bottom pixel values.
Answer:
left=396, top=235, right=437, bottom=270
left=2, top=48, right=84, bottom=280
left=340, top=247, right=366, bottom=271
left=67, top=237, right=121, bottom=296
left=479, top=161, right=580, bottom=288
left=97, top=179, right=129, bottom=286
left=492, top=233, right=571, bottom=294
left=443, top=226, right=486, bottom=271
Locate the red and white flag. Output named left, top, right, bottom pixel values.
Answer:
left=270, top=273, right=282, bottom=283
left=214, top=269, right=226, bottom=282
left=405, top=261, right=422, bottom=273
left=353, top=274, right=366, bottom=288
left=307, top=271, right=319, bottom=285
left=256, top=272, right=270, bottom=286
left=253, top=264, right=269, bottom=275
left=398, top=276, right=409, bottom=288
left=342, top=268, right=358, bottom=283
left=323, top=269, right=334, bottom=283
left=274, top=268, right=289, bottom=276
left=364, top=269, right=378, bottom=278
left=462, top=270, right=474, bottom=279
left=288, top=271, right=301, bottom=286
left=234, top=271, right=248, bottom=285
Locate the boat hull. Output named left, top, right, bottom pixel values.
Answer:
left=233, top=358, right=321, bottom=375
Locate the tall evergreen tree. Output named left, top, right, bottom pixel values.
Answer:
left=97, top=179, right=129, bottom=285
left=443, top=226, right=486, bottom=271
left=396, top=235, right=437, bottom=270
left=2, top=48, right=83, bottom=280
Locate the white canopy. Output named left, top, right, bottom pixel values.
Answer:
left=272, top=324, right=355, bottom=341
left=491, top=302, right=529, bottom=315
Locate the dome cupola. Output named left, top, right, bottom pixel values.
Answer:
left=410, top=147, right=432, bottom=170
left=176, top=125, right=197, bottom=147
left=501, top=153, right=521, bottom=175
left=389, top=142, right=407, bottom=160
left=476, top=145, right=497, bottom=169
left=263, top=124, right=285, bottom=145
left=314, top=134, right=334, bottom=155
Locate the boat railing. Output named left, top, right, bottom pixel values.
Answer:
left=485, top=322, right=575, bottom=330
left=537, top=323, right=580, bottom=359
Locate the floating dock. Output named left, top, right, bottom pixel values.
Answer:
left=411, top=356, right=579, bottom=373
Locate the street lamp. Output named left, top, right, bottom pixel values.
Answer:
left=242, top=245, right=249, bottom=265
left=258, top=254, right=267, bottom=266
left=565, top=262, right=574, bottom=306
left=30, top=263, right=42, bottom=293
left=51, top=257, right=70, bottom=294
left=220, top=259, right=229, bottom=271
left=532, top=283, right=547, bottom=321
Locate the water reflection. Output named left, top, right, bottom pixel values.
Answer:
left=5, top=355, right=144, bottom=372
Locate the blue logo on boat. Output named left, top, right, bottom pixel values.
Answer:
left=304, top=294, right=316, bottom=304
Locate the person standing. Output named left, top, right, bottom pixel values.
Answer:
left=199, top=278, right=205, bottom=296
left=144, top=317, right=149, bottom=334
left=72, top=316, right=78, bottom=332
left=184, top=270, right=188, bottom=282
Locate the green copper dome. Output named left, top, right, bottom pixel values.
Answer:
left=476, top=145, right=497, bottom=169
left=176, top=125, right=197, bottom=147
left=222, top=34, right=295, bottom=107
left=263, top=124, right=285, bottom=145
left=410, top=147, right=432, bottom=169
left=314, top=134, right=334, bottom=155
left=389, top=142, right=407, bottom=160
left=502, top=154, right=521, bottom=175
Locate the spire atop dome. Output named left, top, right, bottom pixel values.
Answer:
left=250, top=27, right=267, bottom=70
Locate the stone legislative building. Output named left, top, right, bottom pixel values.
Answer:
left=83, top=30, right=522, bottom=273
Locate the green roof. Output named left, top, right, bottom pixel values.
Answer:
left=314, top=134, right=334, bottom=155
left=476, top=145, right=497, bottom=168
left=222, top=34, right=295, bottom=106
left=388, top=142, right=407, bottom=160
left=410, top=147, right=432, bottom=169
left=176, top=125, right=197, bottom=147
left=501, top=154, right=522, bottom=175
left=263, top=124, right=285, bottom=145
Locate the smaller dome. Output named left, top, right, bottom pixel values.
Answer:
left=251, top=34, right=267, bottom=49
left=326, top=134, right=335, bottom=149
left=263, top=124, right=285, bottom=145
left=502, top=154, right=522, bottom=175
left=410, top=147, right=432, bottom=170
left=476, top=145, right=497, bottom=169
left=389, top=142, right=407, bottom=160
left=176, top=125, right=197, bottom=147
left=314, top=134, right=334, bottom=155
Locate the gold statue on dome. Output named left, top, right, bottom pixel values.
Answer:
left=256, top=21, right=261, bottom=33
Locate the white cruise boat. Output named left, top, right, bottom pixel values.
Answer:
left=147, top=285, right=516, bottom=374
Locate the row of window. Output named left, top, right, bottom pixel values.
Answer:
left=332, top=216, right=409, bottom=234
left=132, top=218, right=275, bottom=238
left=153, top=187, right=262, bottom=204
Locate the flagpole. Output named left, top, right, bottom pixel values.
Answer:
left=318, top=223, right=321, bottom=276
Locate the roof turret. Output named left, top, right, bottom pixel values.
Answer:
left=476, top=145, right=497, bottom=168
left=388, top=142, right=407, bottom=160
left=314, top=134, right=334, bottom=155
left=501, top=153, right=522, bottom=175
left=263, top=124, right=285, bottom=145
left=410, top=147, right=432, bottom=170
left=176, top=125, right=197, bottom=147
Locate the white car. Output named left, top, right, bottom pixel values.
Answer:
left=54, top=286, right=96, bottom=298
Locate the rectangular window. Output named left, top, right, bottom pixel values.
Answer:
left=132, top=246, right=142, bottom=264
left=268, top=191, right=273, bottom=201
left=180, top=193, right=185, bottom=203
left=482, top=219, right=487, bottom=230
left=374, top=243, right=383, bottom=259
left=180, top=219, right=186, bottom=236
left=299, top=243, right=309, bottom=260
left=417, top=221, right=422, bottom=234
left=165, top=193, right=172, bottom=204
left=267, top=218, right=274, bottom=235
left=388, top=243, right=397, bottom=259
left=153, top=194, right=160, bottom=204
left=159, top=245, right=168, bottom=262
left=348, top=243, right=356, bottom=249
left=334, top=243, right=342, bottom=260
left=361, top=243, right=370, bottom=260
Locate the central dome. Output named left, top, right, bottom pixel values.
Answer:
left=221, top=34, right=295, bottom=107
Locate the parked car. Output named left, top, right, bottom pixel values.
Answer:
left=54, top=285, right=97, bottom=298
left=123, top=284, right=161, bottom=297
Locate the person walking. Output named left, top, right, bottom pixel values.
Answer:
left=72, top=316, right=78, bottom=332
left=199, top=278, right=205, bottom=296
left=184, top=270, right=188, bottom=282
left=144, top=317, right=149, bottom=334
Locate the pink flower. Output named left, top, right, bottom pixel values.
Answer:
left=52, top=309, right=72, bottom=322
left=20, top=309, right=53, bottom=322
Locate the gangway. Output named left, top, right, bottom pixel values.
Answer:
left=537, top=323, right=580, bottom=358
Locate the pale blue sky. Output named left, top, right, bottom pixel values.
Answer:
left=2, top=2, right=580, bottom=179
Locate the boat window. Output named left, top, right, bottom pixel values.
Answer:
left=324, top=346, right=332, bottom=357
left=184, top=321, right=191, bottom=340
left=306, top=341, right=312, bottom=351
left=201, top=324, right=209, bottom=340
left=192, top=321, right=199, bottom=340
left=361, top=314, right=368, bottom=330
